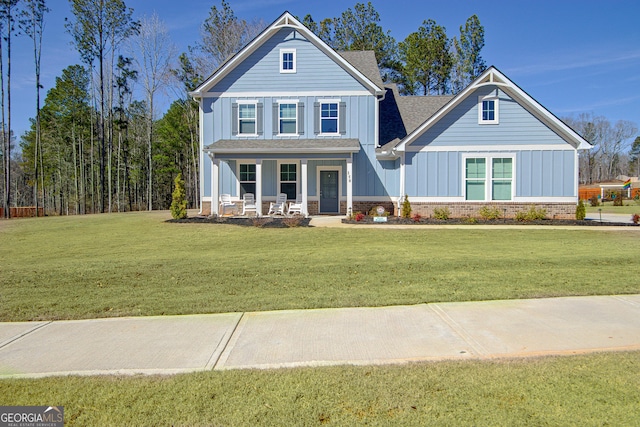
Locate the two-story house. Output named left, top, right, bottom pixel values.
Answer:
left=190, top=12, right=591, bottom=218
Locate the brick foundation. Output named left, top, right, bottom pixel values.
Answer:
left=203, top=199, right=575, bottom=219
left=408, top=202, right=576, bottom=220
left=201, top=201, right=211, bottom=216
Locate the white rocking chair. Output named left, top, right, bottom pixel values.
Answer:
left=287, top=194, right=303, bottom=216
left=219, top=194, right=236, bottom=216
left=268, top=193, right=287, bottom=215
left=241, top=193, right=258, bottom=216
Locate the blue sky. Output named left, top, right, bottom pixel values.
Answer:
left=11, top=0, right=640, bottom=142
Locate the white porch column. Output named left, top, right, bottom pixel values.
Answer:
left=346, top=155, right=353, bottom=216
left=399, top=151, right=406, bottom=217
left=301, top=159, right=308, bottom=217
left=210, top=155, right=219, bottom=216
left=255, top=159, right=263, bottom=216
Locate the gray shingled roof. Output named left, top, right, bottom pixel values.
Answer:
left=337, top=51, right=384, bottom=89
left=397, top=95, right=453, bottom=135
left=378, top=84, right=406, bottom=147
left=205, top=139, right=361, bottom=154
left=377, top=84, right=453, bottom=149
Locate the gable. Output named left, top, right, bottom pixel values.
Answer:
left=210, top=28, right=372, bottom=94
left=396, top=67, right=591, bottom=152
left=410, top=85, right=571, bottom=148
left=191, top=12, right=384, bottom=98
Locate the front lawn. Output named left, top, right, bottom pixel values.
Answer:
left=1, top=211, right=639, bottom=321
left=1, top=352, right=638, bottom=425
left=586, top=200, right=640, bottom=214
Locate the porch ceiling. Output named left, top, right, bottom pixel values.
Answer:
left=204, top=139, right=361, bottom=155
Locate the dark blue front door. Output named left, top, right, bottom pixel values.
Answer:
left=319, top=170, right=339, bottom=213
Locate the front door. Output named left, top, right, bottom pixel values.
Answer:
left=319, top=170, right=339, bottom=213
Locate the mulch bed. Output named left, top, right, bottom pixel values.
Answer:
left=168, top=216, right=637, bottom=227
left=167, top=216, right=311, bottom=228
left=342, top=217, right=638, bottom=226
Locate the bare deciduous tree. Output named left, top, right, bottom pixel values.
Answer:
left=130, top=12, right=175, bottom=210
left=565, top=113, right=638, bottom=183
left=194, top=0, right=264, bottom=74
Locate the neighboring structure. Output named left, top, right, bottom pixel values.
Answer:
left=190, top=12, right=592, bottom=219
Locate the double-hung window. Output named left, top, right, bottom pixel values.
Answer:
left=320, top=102, right=339, bottom=134
left=478, top=96, right=499, bottom=124
left=239, top=164, right=256, bottom=197
left=280, top=49, right=296, bottom=73
left=464, top=156, right=513, bottom=201
left=465, top=158, right=486, bottom=201
left=491, top=158, right=513, bottom=200
left=280, top=163, right=297, bottom=200
left=279, top=103, right=297, bottom=134
left=238, top=103, right=257, bottom=135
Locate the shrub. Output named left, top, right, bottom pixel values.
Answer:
left=613, top=192, right=623, bottom=206
left=632, top=213, right=640, bottom=225
left=354, top=212, right=365, bottom=222
left=478, top=205, right=502, bottom=220
left=170, top=174, right=188, bottom=220
left=576, top=200, right=586, bottom=220
left=251, top=217, right=271, bottom=227
left=433, top=207, right=450, bottom=220
left=283, top=216, right=304, bottom=228
left=401, top=195, right=412, bottom=218
left=589, top=195, right=599, bottom=207
left=515, top=205, right=547, bottom=222
left=411, top=213, right=422, bottom=222
left=464, top=216, right=478, bottom=224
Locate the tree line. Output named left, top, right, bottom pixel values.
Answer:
left=2, top=1, right=638, bottom=217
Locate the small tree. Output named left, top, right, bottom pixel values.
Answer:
left=170, top=173, right=187, bottom=219
left=401, top=194, right=412, bottom=218
left=576, top=199, right=586, bottom=220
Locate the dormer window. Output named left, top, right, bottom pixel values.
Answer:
left=280, top=49, right=296, bottom=73
left=478, top=96, right=499, bottom=124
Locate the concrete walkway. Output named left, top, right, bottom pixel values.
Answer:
left=0, top=295, right=639, bottom=378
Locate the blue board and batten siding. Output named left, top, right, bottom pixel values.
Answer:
left=200, top=27, right=401, bottom=201
left=211, top=29, right=369, bottom=93
left=404, top=85, right=576, bottom=199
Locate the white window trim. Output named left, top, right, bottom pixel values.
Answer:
left=478, top=95, right=499, bottom=125
left=237, top=101, right=258, bottom=136
left=237, top=162, right=257, bottom=196
left=277, top=100, right=299, bottom=136
left=319, top=99, right=340, bottom=136
left=278, top=161, right=299, bottom=200
left=280, top=48, right=296, bottom=74
left=462, top=153, right=515, bottom=201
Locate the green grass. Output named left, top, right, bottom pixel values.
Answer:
left=1, top=352, right=638, bottom=426
left=1, top=211, right=640, bottom=321
left=586, top=200, right=640, bottom=214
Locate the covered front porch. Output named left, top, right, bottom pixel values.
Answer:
left=204, top=139, right=360, bottom=216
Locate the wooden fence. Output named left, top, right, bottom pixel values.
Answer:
left=0, top=207, right=45, bottom=218
left=579, top=187, right=639, bottom=201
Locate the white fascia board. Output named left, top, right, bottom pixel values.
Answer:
left=204, top=148, right=360, bottom=154
left=396, top=196, right=576, bottom=203
left=407, top=144, right=576, bottom=153
left=191, top=12, right=384, bottom=98
left=352, top=196, right=400, bottom=202
left=200, top=91, right=371, bottom=98
left=396, top=67, right=590, bottom=152
left=513, top=197, right=577, bottom=203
